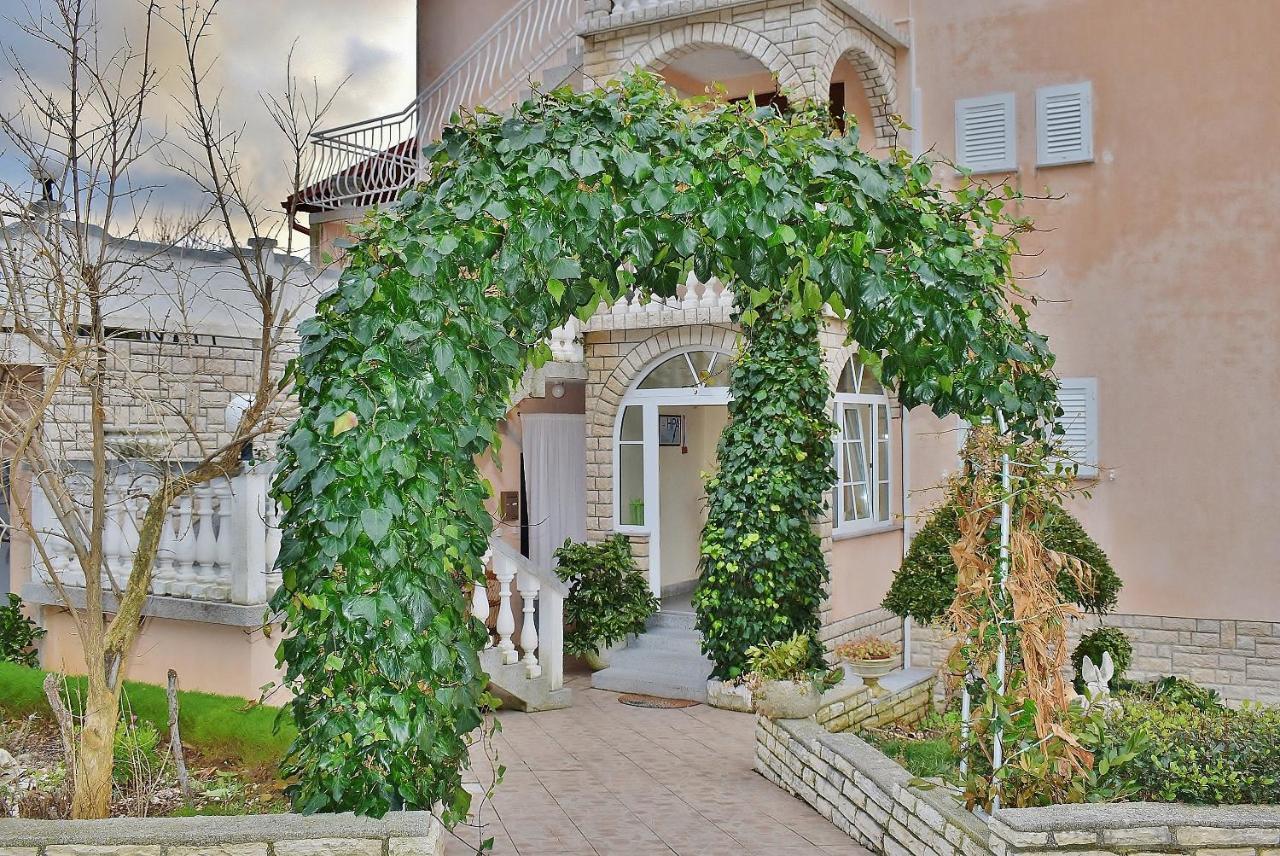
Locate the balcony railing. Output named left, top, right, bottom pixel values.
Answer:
left=299, top=0, right=579, bottom=210
left=30, top=462, right=281, bottom=608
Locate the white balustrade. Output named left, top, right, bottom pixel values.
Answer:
left=471, top=536, right=567, bottom=692
left=29, top=461, right=284, bottom=608
left=547, top=316, right=583, bottom=362
left=582, top=273, right=737, bottom=334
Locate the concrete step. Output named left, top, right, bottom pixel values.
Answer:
left=607, top=646, right=714, bottom=680
left=626, top=627, right=704, bottom=654
left=480, top=649, right=572, bottom=712
left=648, top=609, right=697, bottom=632
left=591, top=666, right=710, bottom=703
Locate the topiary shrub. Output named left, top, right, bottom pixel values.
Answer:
left=0, top=593, right=44, bottom=668
left=1071, top=626, right=1132, bottom=689
left=554, top=535, right=657, bottom=658
left=883, top=501, right=1120, bottom=623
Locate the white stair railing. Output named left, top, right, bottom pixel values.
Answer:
left=301, top=0, right=580, bottom=210
left=475, top=536, right=566, bottom=691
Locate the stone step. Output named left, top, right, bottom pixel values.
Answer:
left=607, top=645, right=715, bottom=679
left=648, top=609, right=697, bottom=632
left=591, top=666, right=710, bottom=703
left=626, top=627, right=704, bottom=654
left=480, top=649, right=572, bottom=712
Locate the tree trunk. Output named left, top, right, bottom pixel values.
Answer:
left=70, top=679, right=118, bottom=818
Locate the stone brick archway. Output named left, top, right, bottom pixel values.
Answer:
left=818, top=27, right=899, bottom=148
left=583, top=324, right=741, bottom=571
left=618, top=21, right=808, bottom=96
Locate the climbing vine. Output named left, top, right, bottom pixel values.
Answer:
left=694, top=305, right=832, bottom=679
left=271, top=72, right=1061, bottom=819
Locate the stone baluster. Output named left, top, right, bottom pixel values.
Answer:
left=719, top=280, right=735, bottom=309
left=471, top=550, right=492, bottom=648
left=192, top=484, right=220, bottom=596
left=102, top=474, right=125, bottom=587
left=264, top=499, right=283, bottom=596
left=492, top=549, right=518, bottom=665
left=209, top=479, right=233, bottom=600
left=172, top=495, right=197, bottom=596
left=516, top=571, right=541, bottom=679
left=699, top=278, right=718, bottom=309
left=154, top=501, right=178, bottom=595
left=227, top=466, right=269, bottom=606
left=681, top=280, right=700, bottom=310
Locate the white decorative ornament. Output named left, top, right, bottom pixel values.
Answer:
left=1080, top=651, right=1119, bottom=714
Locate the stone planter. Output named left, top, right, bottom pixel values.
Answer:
left=583, top=640, right=622, bottom=671
left=842, top=657, right=896, bottom=695
left=755, top=679, right=822, bottom=719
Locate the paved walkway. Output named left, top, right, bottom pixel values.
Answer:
left=450, top=668, right=871, bottom=856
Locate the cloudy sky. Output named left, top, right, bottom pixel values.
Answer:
left=0, top=0, right=415, bottom=242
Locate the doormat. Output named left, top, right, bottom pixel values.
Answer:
left=618, top=693, right=699, bottom=709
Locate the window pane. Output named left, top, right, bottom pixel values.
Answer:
left=621, top=405, right=643, bottom=441
left=852, top=481, right=870, bottom=521
left=638, top=354, right=694, bottom=389
left=841, top=484, right=856, bottom=523
left=619, top=444, right=645, bottom=526
left=861, top=368, right=885, bottom=396
left=690, top=350, right=734, bottom=387
left=877, top=481, right=890, bottom=522
left=876, top=406, right=890, bottom=478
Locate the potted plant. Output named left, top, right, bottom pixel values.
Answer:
left=745, top=633, right=842, bottom=719
left=834, top=633, right=900, bottom=695
left=554, top=535, right=658, bottom=670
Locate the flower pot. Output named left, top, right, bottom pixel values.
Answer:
left=843, top=657, right=896, bottom=695
left=754, top=679, right=822, bottom=719
left=583, top=641, right=621, bottom=671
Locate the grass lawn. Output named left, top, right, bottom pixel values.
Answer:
left=0, top=661, right=293, bottom=769
left=865, top=731, right=957, bottom=779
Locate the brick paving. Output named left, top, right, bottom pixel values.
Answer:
left=450, top=667, right=871, bottom=856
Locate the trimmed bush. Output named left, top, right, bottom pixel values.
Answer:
left=1115, top=695, right=1280, bottom=804
left=0, top=593, right=44, bottom=668
left=554, top=535, right=657, bottom=657
left=1071, top=626, right=1132, bottom=689
left=883, top=502, right=1120, bottom=623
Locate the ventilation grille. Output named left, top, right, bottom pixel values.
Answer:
left=955, top=93, right=1016, bottom=173
left=1037, top=82, right=1093, bottom=166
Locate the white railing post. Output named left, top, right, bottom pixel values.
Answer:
left=471, top=550, right=492, bottom=648
left=516, top=571, right=541, bottom=679
left=538, top=585, right=564, bottom=691
left=228, top=465, right=269, bottom=606
left=493, top=551, right=518, bottom=665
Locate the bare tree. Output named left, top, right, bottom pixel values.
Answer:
left=0, top=0, right=338, bottom=818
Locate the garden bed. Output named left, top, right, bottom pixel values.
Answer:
left=756, top=715, right=1280, bottom=856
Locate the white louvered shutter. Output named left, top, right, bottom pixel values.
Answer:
left=954, top=93, right=1016, bottom=173
left=1036, top=82, right=1093, bottom=166
left=1056, top=377, right=1098, bottom=478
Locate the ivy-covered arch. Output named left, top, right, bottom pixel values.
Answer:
left=271, top=73, right=1058, bottom=819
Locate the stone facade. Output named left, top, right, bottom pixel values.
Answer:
left=0, top=812, right=443, bottom=856
left=904, top=610, right=1280, bottom=706
left=580, top=0, right=904, bottom=147
left=758, top=715, right=1280, bottom=856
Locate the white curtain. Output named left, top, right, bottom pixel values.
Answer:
left=522, top=413, right=587, bottom=571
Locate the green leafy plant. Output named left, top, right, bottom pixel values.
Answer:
left=0, top=594, right=44, bottom=668
left=1146, top=675, right=1224, bottom=710
left=554, top=536, right=657, bottom=657
left=834, top=633, right=899, bottom=662
left=743, top=633, right=840, bottom=690
left=1071, top=627, right=1132, bottom=690
left=112, top=717, right=163, bottom=783
left=883, top=502, right=1120, bottom=624
left=1113, top=694, right=1280, bottom=804
left=695, top=306, right=833, bottom=679
left=274, top=71, right=1059, bottom=818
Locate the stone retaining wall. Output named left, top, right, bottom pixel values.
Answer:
left=816, top=668, right=934, bottom=734
left=757, top=715, right=1280, bottom=856
left=0, top=811, right=443, bottom=856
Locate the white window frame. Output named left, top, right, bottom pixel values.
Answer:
left=1036, top=81, right=1093, bottom=167
left=955, top=92, right=1017, bottom=174
left=833, top=360, right=894, bottom=537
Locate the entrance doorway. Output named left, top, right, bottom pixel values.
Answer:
left=613, top=347, right=734, bottom=604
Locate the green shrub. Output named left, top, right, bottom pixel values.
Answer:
left=744, top=633, right=840, bottom=689
left=1114, top=696, right=1280, bottom=804
left=0, top=593, right=44, bottom=667
left=112, top=717, right=163, bottom=783
left=1141, top=675, right=1224, bottom=710
left=554, top=535, right=657, bottom=657
left=1071, top=627, right=1132, bottom=689
left=883, top=502, right=1120, bottom=623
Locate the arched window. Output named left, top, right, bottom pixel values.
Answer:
left=834, top=355, right=892, bottom=533
left=636, top=350, right=733, bottom=390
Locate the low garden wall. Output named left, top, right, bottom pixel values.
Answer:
left=817, top=667, right=935, bottom=734
left=757, top=716, right=1280, bottom=856
left=0, top=811, right=444, bottom=856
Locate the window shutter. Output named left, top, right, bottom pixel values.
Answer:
left=1055, top=377, right=1098, bottom=478
left=1036, top=82, right=1093, bottom=166
left=954, top=93, right=1016, bottom=173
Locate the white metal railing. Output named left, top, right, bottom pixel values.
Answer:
left=31, top=462, right=282, bottom=607
left=300, top=0, right=580, bottom=210
left=471, top=536, right=566, bottom=692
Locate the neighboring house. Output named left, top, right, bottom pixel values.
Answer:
left=1, top=216, right=331, bottom=697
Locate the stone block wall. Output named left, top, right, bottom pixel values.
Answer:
left=0, top=811, right=443, bottom=856
left=758, top=715, right=1280, bottom=856
left=816, top=669, right=934, bottom=734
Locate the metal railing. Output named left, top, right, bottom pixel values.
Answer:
left=300, top=0, right=580, bottom=210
